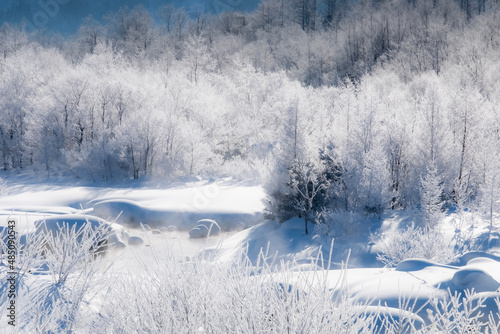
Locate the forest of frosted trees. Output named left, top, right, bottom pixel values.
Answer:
left=1, top=0, right=500, bottom=218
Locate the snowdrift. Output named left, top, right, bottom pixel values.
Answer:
left=209, top=218, right=500, bottom=327
left=91, top=198, right=260, bottom=231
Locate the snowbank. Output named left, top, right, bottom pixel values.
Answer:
left=207, top=218, right=500, bottom=327
left=211, top=218, right=329, bottom=266
left=92, top=198, right=260, bottom=231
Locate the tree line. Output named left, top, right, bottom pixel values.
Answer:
left=1, top=0, right=500, bottom=221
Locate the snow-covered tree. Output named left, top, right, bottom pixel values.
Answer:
left=420, top=161, right=445, bottom=228
left=288, top=160, right=330, bottom=234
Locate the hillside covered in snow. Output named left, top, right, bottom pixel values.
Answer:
left=2, top=0, right=500, bottom=331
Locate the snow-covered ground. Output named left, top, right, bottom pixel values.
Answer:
left=0, top=176, right=264, bottom=264
left=1, top=176, right=500, bottom=332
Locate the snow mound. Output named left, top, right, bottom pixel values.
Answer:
left=396, top=259, right=456, bottom=272
left=211, top=218, right=326, bottom=266
left=92, top=199, right=261, bottom=231
left=128, top=236, right=144, bottom=246
left=92, top=199, right=168, bottom=227
left=457, top=252, right=500, bottom=266
left=452, top=269, right=500, bottom=292
left=394, top=255, right=500, bottom=293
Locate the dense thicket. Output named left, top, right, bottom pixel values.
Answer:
left=1, top=0, right=500, bottom=219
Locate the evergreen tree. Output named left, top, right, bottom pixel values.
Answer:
left=420, top=161, right=445, bottom=228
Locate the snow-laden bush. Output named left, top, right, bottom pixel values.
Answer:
left=97, top=246, right=380, bottom=333
left=0, top=219, right=113, bottom=332
left=374, top=224, right=457, bottom=267
left=95, top=243, right=500, bottom=333
left=424, top=289, right=494, bottom=333
left=377, top=289, right=500, bottom=333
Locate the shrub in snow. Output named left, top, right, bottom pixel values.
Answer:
left=0, top=219, right=112, bottom=332
left=0, top=226, right=46, bottom=277
left=97, top=245, right=379, bottom=333
left=34, top=219, right=114, bottom=281
left=151, top=229, right=161, bottom=234
left=377, top=289, right=498, bottom=333
left=95, top=242, right=500, bottom=333
left=374, top=223, right=457, bottom=267
left=425, top=290, right=494, bottom=333
left=34, top=214, right=127, bottom=251
left=34, top=215, right=117, bottom=256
